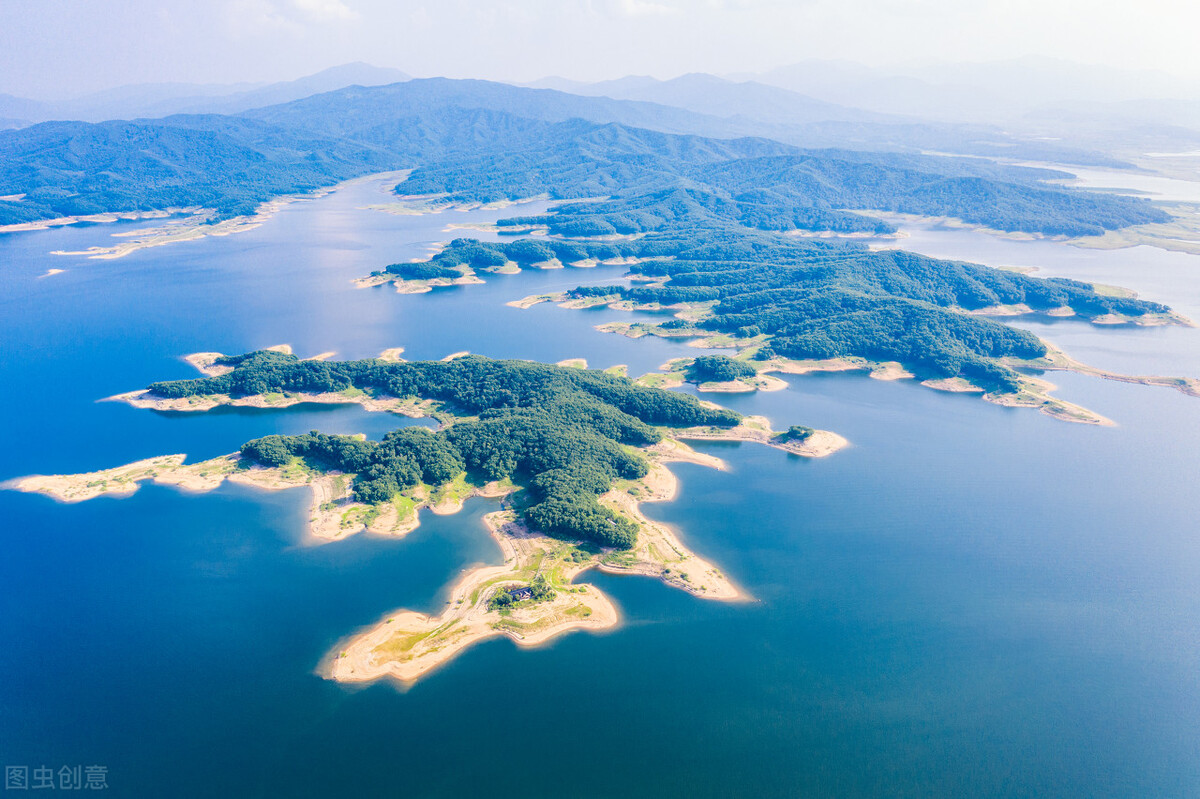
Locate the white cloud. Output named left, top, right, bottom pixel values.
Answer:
left=291, top=0, right=360, bottom=21
left=222, top=0, right=300, bottom=36
left=615, top=0, right=680, bottom=17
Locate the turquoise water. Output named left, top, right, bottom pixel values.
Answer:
left=2, top=177, right=1198, bottom=797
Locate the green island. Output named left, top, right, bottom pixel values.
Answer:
left=371, top=226, right=1196, bottom=423
left=12, top=349, right=850, bottom=682
left=143, top=349, right=748, bottom=548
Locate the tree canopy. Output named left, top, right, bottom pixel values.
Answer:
left=150, top=351, right=740, bottom=549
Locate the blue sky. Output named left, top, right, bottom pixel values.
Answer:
left=2, top=0, right=1197, bottom=97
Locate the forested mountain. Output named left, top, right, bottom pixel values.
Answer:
left=0, top=115, right=399, bottom=221
left=0, top=77, right=1170, bottom=233
left=401, top=123, right=1165, bottom=237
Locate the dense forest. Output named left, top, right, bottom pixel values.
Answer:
left=399, top=125, right=1168, bottom=238
left=0, top=78, right=1169, bottom=235
left=399, top=231, right=1168, bottom=393
left=148, top=350, right=739, bottom=548
left=686, top=355, right=758, bottom=383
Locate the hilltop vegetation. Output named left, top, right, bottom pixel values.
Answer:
left=686, top=355, right=758, bottom=384
left=0, top=115, right=400, bottom=223
left=408, top=139, right=1166, bottom=238
left=0, top=78, right=1169, bottom=235
left=148, top=350, right=739, bottom=548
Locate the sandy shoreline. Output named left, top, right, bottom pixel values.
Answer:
left=327, top=511, right=621, bottom=683
left=0, top=207, right=203, bottom=235
left=969, top=302, right=1191, bottom=327
left=108, top=387, right=440, bottom=417
left=6, top=445, right=525, bottom=545
left=10, top=454, right=305, bottom=505
left=504, top=254, right=1196, bottom=426
left=327, top=443, right=743, bottom=684
left=45, top=191, right=333, bottom=260
left=368, top=253, right=643, bottom=296
left=106, top=345, right=434, bottom=417
left=1009, top=344, right=1200, bottom=402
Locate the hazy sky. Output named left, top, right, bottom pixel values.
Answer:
left=2, top=0, right=1199, bottom=98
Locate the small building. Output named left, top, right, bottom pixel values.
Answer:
left=507, top=586, right=534, bottom=601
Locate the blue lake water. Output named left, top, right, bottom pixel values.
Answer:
left=1, top=176, right=1198, bottom=797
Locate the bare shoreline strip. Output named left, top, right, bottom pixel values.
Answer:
left=327, top=511, right=623, bottom=684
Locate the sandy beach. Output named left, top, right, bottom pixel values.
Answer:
left=0, top=207, right=203, bottom=235
left=1009, top=343, right=1200, bottom=402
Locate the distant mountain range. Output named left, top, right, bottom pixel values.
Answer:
left=0, top=76, right=1166, bottom=237
left=735, top=56, right=1200, bottom=122
left=530, top=58, right=1200, bottom=153
left=6, top=58, right=1182, bottom=165
left=529, top=73, right=897, bottom=126
left=0, top=62, right=411, bottom=127
left=523, top=71, right=1132, bottom=166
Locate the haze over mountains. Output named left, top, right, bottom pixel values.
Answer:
left=739, top=57, right=1200, bottom=121
left=4, top=56, right=1200, bottom=161
left=5, top=56, right=1200, bottom=144
left=544, top=57, right=1200, bottom=152
left=530, top=73, right=896, bottom=127
left=524, top=71, right=1127, bottom=165
left=0, top=62, right=410, bottom=128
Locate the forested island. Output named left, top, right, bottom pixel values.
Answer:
left=11, top=348, right=853, bottom=681
left=368, top=226, right=1185, bottom=418
left=143, top=349, right=748, bottom=548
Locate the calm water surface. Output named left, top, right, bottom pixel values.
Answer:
left=875, top=222, right=1200, bottom=379
left=1, top=176, right=1198, bottom=797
